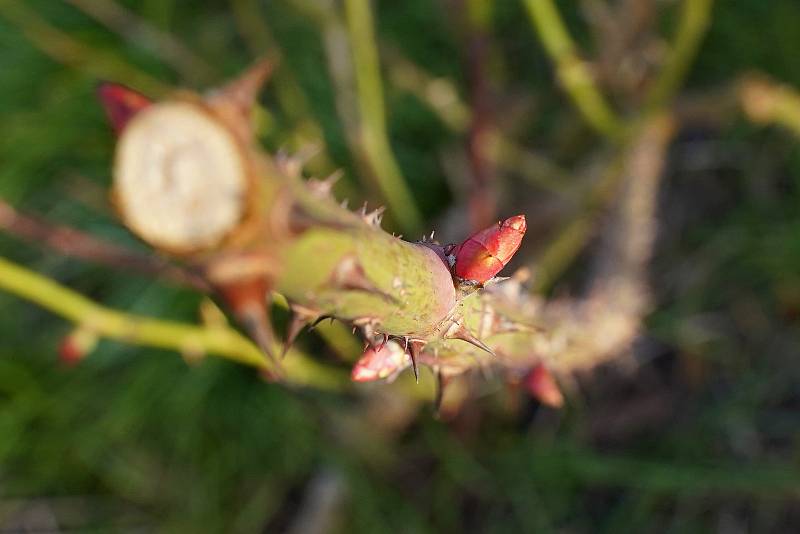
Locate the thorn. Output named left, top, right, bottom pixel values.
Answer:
left=238, top=304, right=281, bottom=372
left=276, top=145, right=320, bottom=177
left=282, top=304, right=316, bottom=359
left=483, top=276, right=511, bottom=287
left=308, top=170, right=343, bottom=196
left=363, top=206, right=386, bottom=227
left=434, top=369, right=445, bottom=415
left=206, top=57, right=275, bottom=140
left=352, top=326, right=357, bottom=335
left=330, top=255, right=398, bottom=303
left=359, top=202, right=368, bottom=217
left=377, top=333, right=389, bottom=350
left=340, top=199, right=349, bottom=209
left=309, top=315, right=332, bottom=331
left=96, top=82, right=151, bottom=135
left=430, top=230, right=435, bottom=240
left=275, top=148, right=299, bottom=177
left=217, top=278, right=282, bottom=372
left=407, top=340, right=424, bottom=383
left=353, top=317, right=381, bottom=348
left=444, top=322, right=495, bottom=356
left=215, top=56, right=275, bottom=109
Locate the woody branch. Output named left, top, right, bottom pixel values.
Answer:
left=82, top=62, right=669, bottom=390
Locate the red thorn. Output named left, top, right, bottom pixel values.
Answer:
left=217, top=278, right=281, bottom=371
left=524, top=364, right=564, bottom=408
left=210, top=57, right=274, bottom=117
left=96, top=82, right=151, bottom=135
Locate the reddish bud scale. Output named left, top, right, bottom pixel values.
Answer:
left=524, top=364, right=564, bottom=408
left=454, top=215, right=526, bottom=283
left=58, top=337, right=83, bottom=366
left=96, top=83, right=152, bottom=135
left=351, top=341, right=410, bottom=382
left=58, top=328, right=99, bottom=366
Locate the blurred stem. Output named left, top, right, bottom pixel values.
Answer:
left=0, top=198, right=209, bottom=291
left=64, top=0, right=216, bottom=84
left=531, top=152, right=626, bottom=293
left=2, top=0, right=287, bottom=153
left=522, top=0, right=624, bottom=139
left=343, top=0, right=423, bottom=236
left=384, top=47, right=573, bottom=193
left=533, top=113, right=673, bottom=293
left=0, top=0, right=170, bottom=96
left=0, top=256, right=346, bottom=390
left=739, top=74, right=800, bottom=139
left=464, top=0, right=498, bottom=230
left=645, top=0, right=714, bottom=110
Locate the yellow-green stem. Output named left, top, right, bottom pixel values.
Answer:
left=343, top=0, right=423, bottom=235
left=522, top=0, right=624, bottom=139
left=646, top=0, right=714, bottom=110
left=0, top=255, right=346, bottom=390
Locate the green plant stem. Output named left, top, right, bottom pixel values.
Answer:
left=740, top=74, right=800, bottom=139
left=64, top=0, right=216, bottom=85
left=522, top=0, right=623, bottom=139
left=533, top=114, right=672, bottom=293
left=645, top=0, right=714, bottom=110
left=0, top=0, right=170, bottom=96
left=0, top=255, right=346, bottom=390
left=343, top=0, right=423, bottom=236
left=384, top=47, right=572, bottom=193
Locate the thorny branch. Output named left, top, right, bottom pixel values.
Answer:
left=0, top=58, right=673, bottom=404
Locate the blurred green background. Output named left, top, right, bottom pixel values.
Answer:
left=1, top=0, right=800, bottom=532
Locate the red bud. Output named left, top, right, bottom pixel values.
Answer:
left=351, top=341, right=410, bottom=382
left=96, top=82, right=152, bottom=135
left=454, top=215, right=526, bottom=283
left=58, top=328, right=98, bottom=366
left=524, top=363, right=564, bottom=408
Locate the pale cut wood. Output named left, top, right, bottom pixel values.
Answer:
left=113, top=101, right=248, bottom=252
